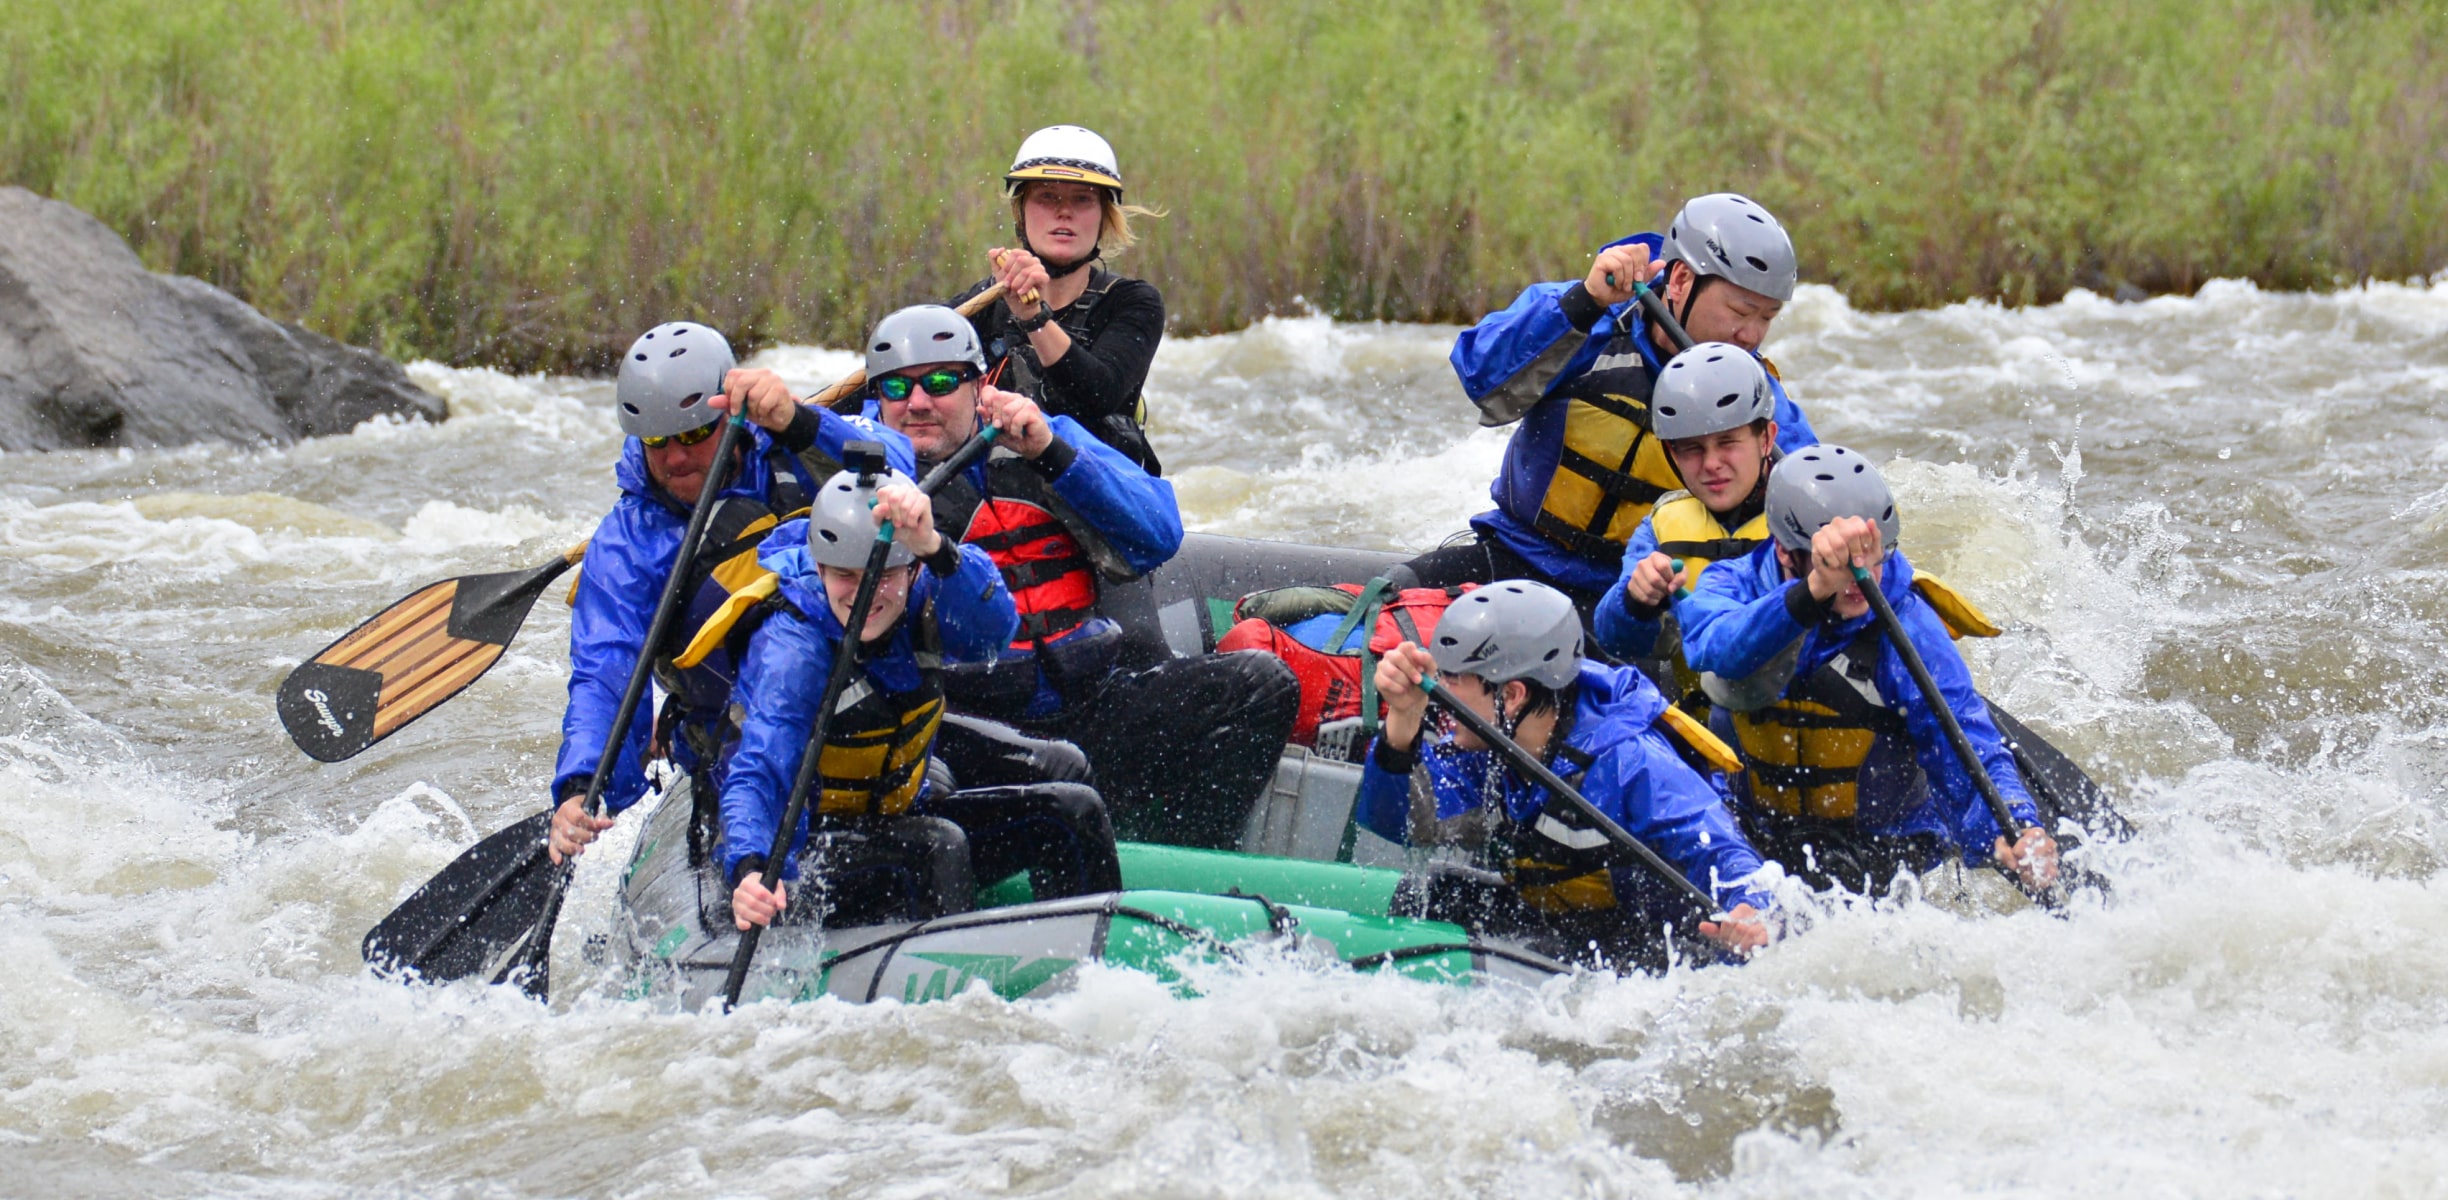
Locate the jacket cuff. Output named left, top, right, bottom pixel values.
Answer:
left=1625, top=594, right=1669, bottom=623
left=1027, top=434, right=1078, bottom=480
left=1783, top=579, right=1834, bottom=627
left=1559, top=282, right=1608, bottom=332
left=921, top=541, right=963, bottom=579
left=729, top=854, right=767, bottom=888
left=779, top=403, right=824, bottom=454
left=1371, top=735, right=1419, bottom=777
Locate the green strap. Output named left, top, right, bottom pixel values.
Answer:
left=1346, top=575, right=1396, bottom=746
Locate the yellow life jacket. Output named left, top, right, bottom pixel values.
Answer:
left=757, top=596, right=948, bottom=819
left=1648, top=491, right=1771, bottom=592
left=1727, top=574, right=1999, bottom=819
left=811, top=668, right=945, bottom=818
left=1533, top=387, right=1684, bottom=562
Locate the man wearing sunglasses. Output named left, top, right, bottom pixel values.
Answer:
left=862, top=304, right=1300, bottom=850
left=549, top=322, right=912, bottom=869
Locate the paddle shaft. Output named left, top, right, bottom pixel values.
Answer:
left=578, top=413, right=753, bottom=820
left=811, top=284, right=1008, bottom=413
left=500, top=413, right=751, bottom=988
left=1419, top=679, right=1722, bottom=918
left=720, top=427, right=996, bottom=1009
left=1849, top=565, right=2030, bottom=841
left=1602, top=266, right=1697, bottom=354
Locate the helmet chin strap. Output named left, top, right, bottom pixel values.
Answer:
left=1015, top=222, right=1101, bottom=280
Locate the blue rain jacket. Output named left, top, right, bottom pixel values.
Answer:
left=717, top=527, right=1016, bottom=882
left=1590, top=510, right=1675, bottom=661
left=1449, top=233, right=1818, bottom=593
left=954, top=414, right=1183, bottom=719
left=550, top=412, right=911, bottom=812
left=1677, top=545, right=2038, bottom=860
left=1356, top=660, right=1773, bottom=918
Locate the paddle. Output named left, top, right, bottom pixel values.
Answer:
left=721, top=427, right=997, bottom=1009
left=278, top=544, right=587, bottom=762
left=1848, top=564, right=2054, bottom=890
left=362, top=413, right=752, bottom=995
left=1417, top=677, right=1722, bottom=920
left=808, top=283, right=1008, bottom=413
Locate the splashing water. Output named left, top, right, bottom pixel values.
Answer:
left=3, top=281, right=2446, bottom=1195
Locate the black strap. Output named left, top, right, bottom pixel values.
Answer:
left=998, top=554, right=1093, bottom=592
left=1018, top=605, right=1096, bottom=641
left=1532, top=511, right=1632, bottom=562
left=1553, top=446, right=1671, bottom=507
left=1655, top=536, right=1764, bottom=561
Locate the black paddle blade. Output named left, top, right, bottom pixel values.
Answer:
left=363, top=810, right=564, bottom=998
left=1989, top=704, right=2131, bottom=841
left=279, top=555, right=575, bottom=761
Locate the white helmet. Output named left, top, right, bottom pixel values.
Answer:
left=865, top=305, right=987, bottom=380
left=1005, top=125, right=1124, bottom=197
left=1662, top=193, right=1798, bottom=303
left=808, top=466, right=918, bottom=570
left=1429, top=581, right=1584, bottom=691
left=614, top=322, right=734, bottom=439
left=1765, top=444, right=1899, bottom=553
left=1650, top=343, right=1776, bottom=442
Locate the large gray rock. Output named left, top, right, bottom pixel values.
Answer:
left=0, top=187, right=444, bottom=451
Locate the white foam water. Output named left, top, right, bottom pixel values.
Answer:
left=2, top=279, right=2446, bottom=1196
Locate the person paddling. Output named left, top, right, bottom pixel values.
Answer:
left=1363, top=581, right=1775, bottom=969
left=1405, top=195, right=1819, bottom=614
left=951, top=125, right=1168, bottom=475
left=1677, top=445, right=2060, bottom=894
left=1592, top=343, right=1782, bottom=690
left=547, top=323, right=910, bottom=867
left=861, top=305, right=1300, bottom=850
left=724, top=465, right=1122, bottom=930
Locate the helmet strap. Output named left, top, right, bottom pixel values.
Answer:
left=1016, top=221, right=1102, bottom=280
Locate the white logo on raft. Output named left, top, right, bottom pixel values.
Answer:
left=304, top=688, right=346, bottom=738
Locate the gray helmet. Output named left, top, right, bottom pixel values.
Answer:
left=866, top=305, right=987, bottom=381
left=1765, top=444, right=1900, bottom=553
left=1429, top=580, right=1583, bottom=690
left=615, top=322, right=734, bottom=439
left=1651, top=342, right=1775, bottom=442
left=1662, top=193, right=1798, bottom=303
left=807, top=467, right=919, bottom=570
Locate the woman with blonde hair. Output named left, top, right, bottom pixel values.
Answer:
left=953, top=125, right=1168, bottom=475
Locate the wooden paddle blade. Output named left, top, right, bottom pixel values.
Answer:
left=279, top=556, right=575, bottom=761
left=362, top=810, right=563, bottom=997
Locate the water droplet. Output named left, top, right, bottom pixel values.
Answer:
left=2218, top=447, right=2233, bottom=460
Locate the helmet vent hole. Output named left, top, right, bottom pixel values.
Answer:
left=620, top=403, right=640, bottom=415
left=1852, top=464, right=1865, bottom=473
left=818, top=530, right=839, bottom=544
left=669, top=347, right=687, bottom=358
left=930, top=331, right=955, bottom=342
left=1658, top=405, right=1678, bottom=417
left=1745, top=256, right=1770, bottom=271
left=1716, top=394, right=1738, bottom=407
left=679, top=394, right=701, bottom=409
left=633, top=352, right=647, bottom=361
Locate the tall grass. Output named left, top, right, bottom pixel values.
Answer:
left=3, top=0, right=2441, bottom=369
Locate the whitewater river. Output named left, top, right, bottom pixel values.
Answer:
left=5, top=280, right=2447, bottom=1196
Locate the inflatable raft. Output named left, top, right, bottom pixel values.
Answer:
left=613, top=776, right=1565, bottom=1008
left=608, top=532, right=2119, bottom=1006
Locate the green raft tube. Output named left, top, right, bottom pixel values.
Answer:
left=612, top=777, right=1565, bottom=1008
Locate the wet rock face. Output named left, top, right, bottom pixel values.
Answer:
left=0, top=187, right=444, bottom=451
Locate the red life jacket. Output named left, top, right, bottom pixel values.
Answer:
left=1214, top=580, right=1470, bottom=746
left=931, top=452, right=1138, bottom=649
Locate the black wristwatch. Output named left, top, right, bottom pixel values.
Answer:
left=1015, top=305, right=1056, bottom=333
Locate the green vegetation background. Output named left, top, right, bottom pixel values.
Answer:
left=6, top=0, right=2442, bottom=370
